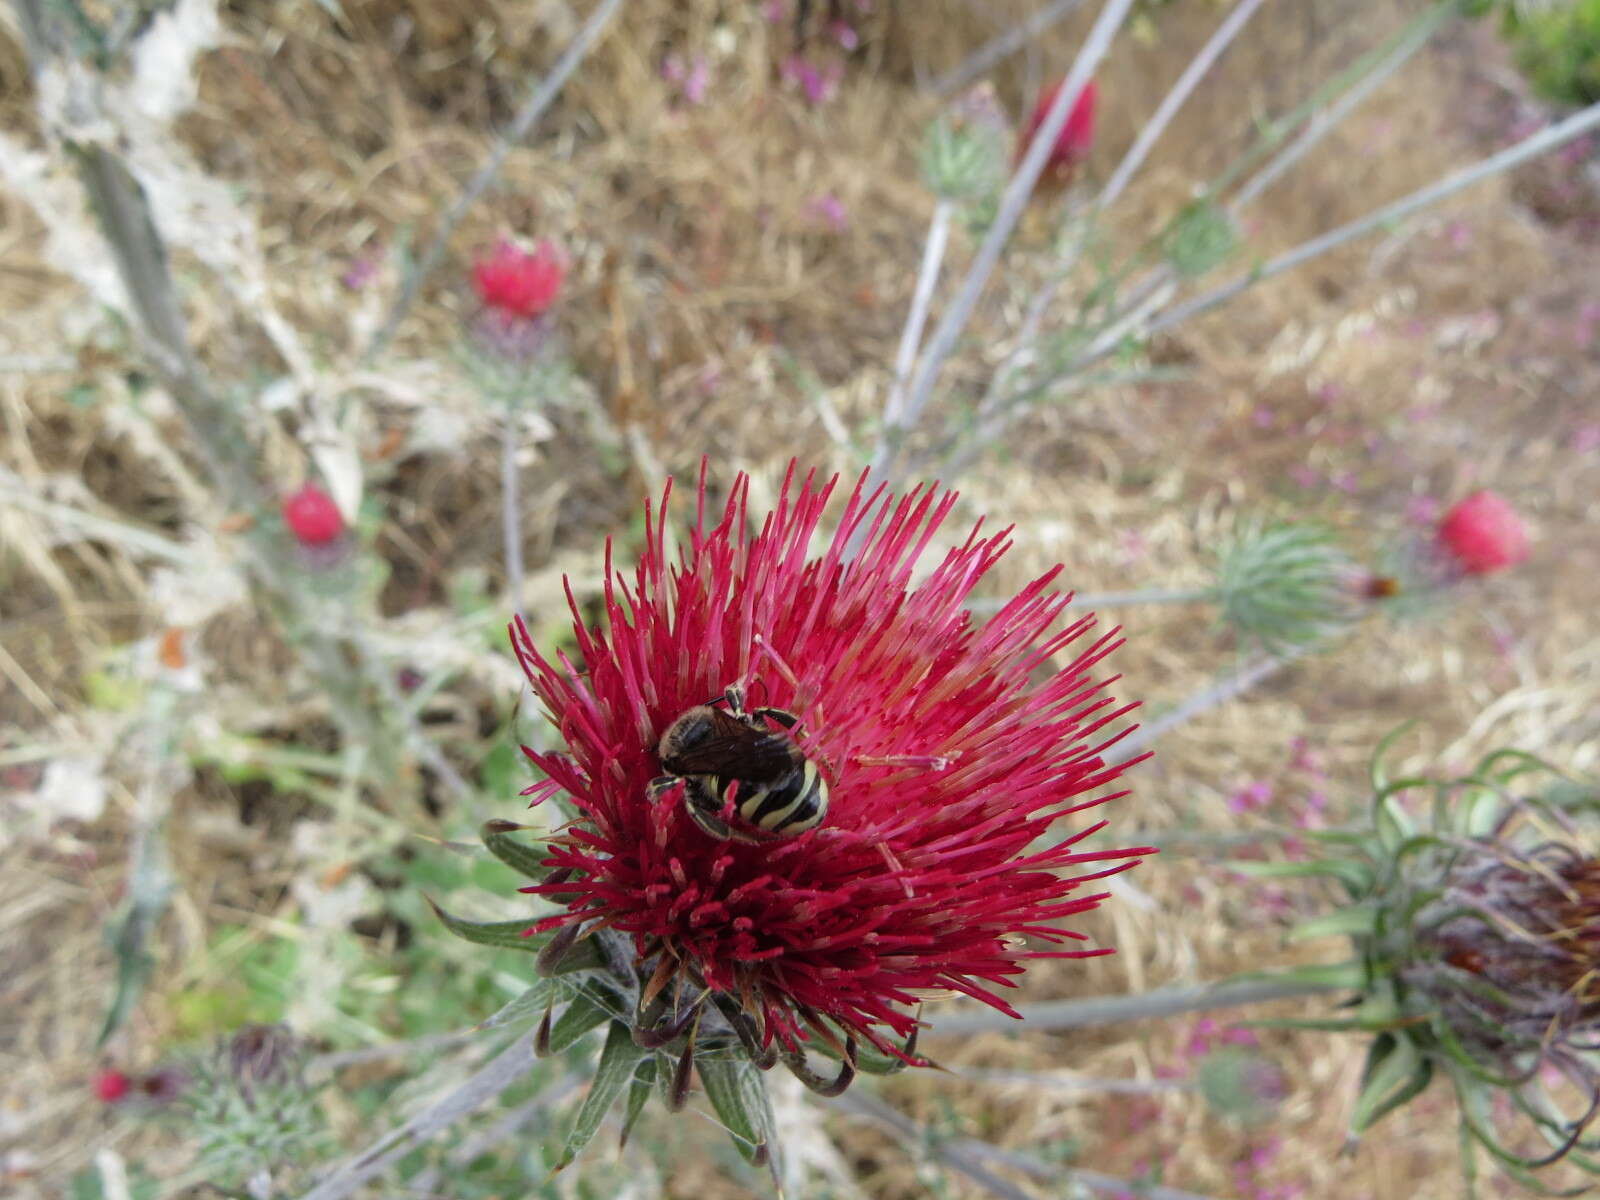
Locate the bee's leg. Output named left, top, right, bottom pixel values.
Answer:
left=648, top=775, right=683, bottom=804
left=684, top=794, right=736, bottom=841
left=780, top=1041, right=856, bottom=1097
left=752, top=706, right=798, bottom=730
left=721, top=683, right=746, bottom=715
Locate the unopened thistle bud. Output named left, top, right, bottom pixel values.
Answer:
left=169, top=1024, right=326, bottom=1194
left=1213, top=521, right=1361, bottom=650
left=1196, top=1048, right=1290, bottom=1125
left=921, top=84, right=1008, bottom=202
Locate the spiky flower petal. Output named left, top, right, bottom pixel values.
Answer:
left=510, top=466, right=1148, bottom=1057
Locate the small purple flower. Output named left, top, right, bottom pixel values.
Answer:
left=830, top=20, right=859, bottom=50
left=1227, top=781, right=1273, bottom=815
left=1288, top=464, right=1321, bottom=490
left=782, top=56, right=841, bottom=106
left=807, top=192, right=848, bottom=232
left=1251, top=405, right=1276, bottom=429
left=762, top=0, right=787, bottom=20
left=1572, top=423, right=1600, bottom=454
left=1404, top=494, right=1440, bottom=527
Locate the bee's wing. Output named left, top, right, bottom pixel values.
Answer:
left=660, top=709, right=795, bottom=780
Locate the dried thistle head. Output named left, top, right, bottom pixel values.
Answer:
left=1258, top=748, right=1600, bottom=1191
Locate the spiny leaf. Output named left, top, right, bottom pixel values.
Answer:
left=554, top=1021, right=648, bottom=1170
left=481, top=820, right=553, bottom=881
left=425, top=896, right=546, bottom=953
left=619, top=1056, right=657, bottom=1149
left=1288, top=906, right=1379, bottom=943
left=476, top=977, right=572, bottom=1031
left=545, top=988, right=615, bottom=1055
left=698, top=1052, right=777, bottom=1167
left=1350, top=1033, right=1434, bottom=1134
left=98, top=820, right=174, bottom=1046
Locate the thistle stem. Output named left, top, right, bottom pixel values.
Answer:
left=928, top=0, right=1087, bottom=98
left=883, top=199, right=955, bottom=430
left=1228, top=0, right=1456, bottom=212
left=968, top=586, right=1216, bottom=613
left=1110, top=648, right=1306, bottom=766
left=501, top=402, right=527, bottom=624
left=926, top=974, right=1345, bottom=1036
left=1149, top=99, right=1600, bottom=339
left=1100, top=0, right=1272, bottom=207
left=830, top=1089, right=1222, bottom=1200
left=869, top=0, right=1138, bottom=489
left=297, top=1030, right=544, bottom=1200
left=363, top=0, right=626, bottom=360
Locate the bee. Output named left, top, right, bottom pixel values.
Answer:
left=648, top=685, right=829, bottom=843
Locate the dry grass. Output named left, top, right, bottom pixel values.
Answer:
left=2, top=1, right=1598, bottom=1197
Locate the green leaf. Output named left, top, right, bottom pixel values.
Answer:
left=698, top=1051, right=775, bottom=1166
left=480, top=820, right=553, bottom=881
left=1230, top=858, right=1371, bottom=890
left=1350, top=1034, right=1434, bottom=1134
left=426, top=896, right=546, bottom=953
left=99, top=820, right=174, bottom=1046
left=555, top=1022, right=649, bottom=1170
left=477, top=977, right=570, bottom=1031
left=620, top=1056, right=657, bottom=1148
left=1288, top=906, right=1379, bottom=943
left=547, top=988, right=615, bottom=1054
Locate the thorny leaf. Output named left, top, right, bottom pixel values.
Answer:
left=554, top=1021, right=648, bottom=1170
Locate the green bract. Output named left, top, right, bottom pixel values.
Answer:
left=1250, top=746, right=1600, bottom=1195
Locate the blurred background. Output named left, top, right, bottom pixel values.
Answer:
left=1, top=0, right=1597, bottom=1196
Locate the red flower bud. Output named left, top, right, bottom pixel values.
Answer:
left=1436, top=490, right=1529, bottom=575
left=471, top=238, right=565, bottom=320
left=94, top=1069, right=132, bottom=1103
left=281, top=483, right=346, bottom=547
left=1021, top=78, right=1097, bottom=177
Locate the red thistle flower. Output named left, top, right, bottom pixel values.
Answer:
left=94, top=1068, right=132, bottom=1103
left=471, top=237, right=565, bottom=321
left=281, top=483, right=345, bottom=548
left=1436, top=490, right=1529, bottom=576
left=1020, top=78, right=1097, bottom=179
left=510, top=465, right=1147, bottom=1059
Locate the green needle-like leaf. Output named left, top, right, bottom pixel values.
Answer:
left=480, top=820, right=554, bottom=881
left=546, top=988, right=615, bottom=1054
left=698, top=1052, right=776, bottom=1167
left=425, top=896, right=546, bottom=952
left=555, top=1021, right=648, bottom=1170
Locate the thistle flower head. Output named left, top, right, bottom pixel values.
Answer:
left=471, top=237, right=565, bottom=321
left=281, top=483, right=345, bottom=548
left=1269, top=749, right=1600, bottom=1189
left=514, top=465, right=1144, bottom=1043
left=94, top=1068, right=132, bottom=1103
left=1020, top=78, right=1097, bottom=180
left=457, top=466, right=1147, bottom=1167
left=1436, top=490, right=1530, bottom=576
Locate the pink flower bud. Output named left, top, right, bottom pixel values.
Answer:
left=471, top=238, right=565, bottom=320
left=1020, top=78, right=1097, bottom=177
left=94, top=1069, right=132, bottom=1103
left=281, top=483, right=346, bottom=547
left=1436, top=490, right=1529, bottom=575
